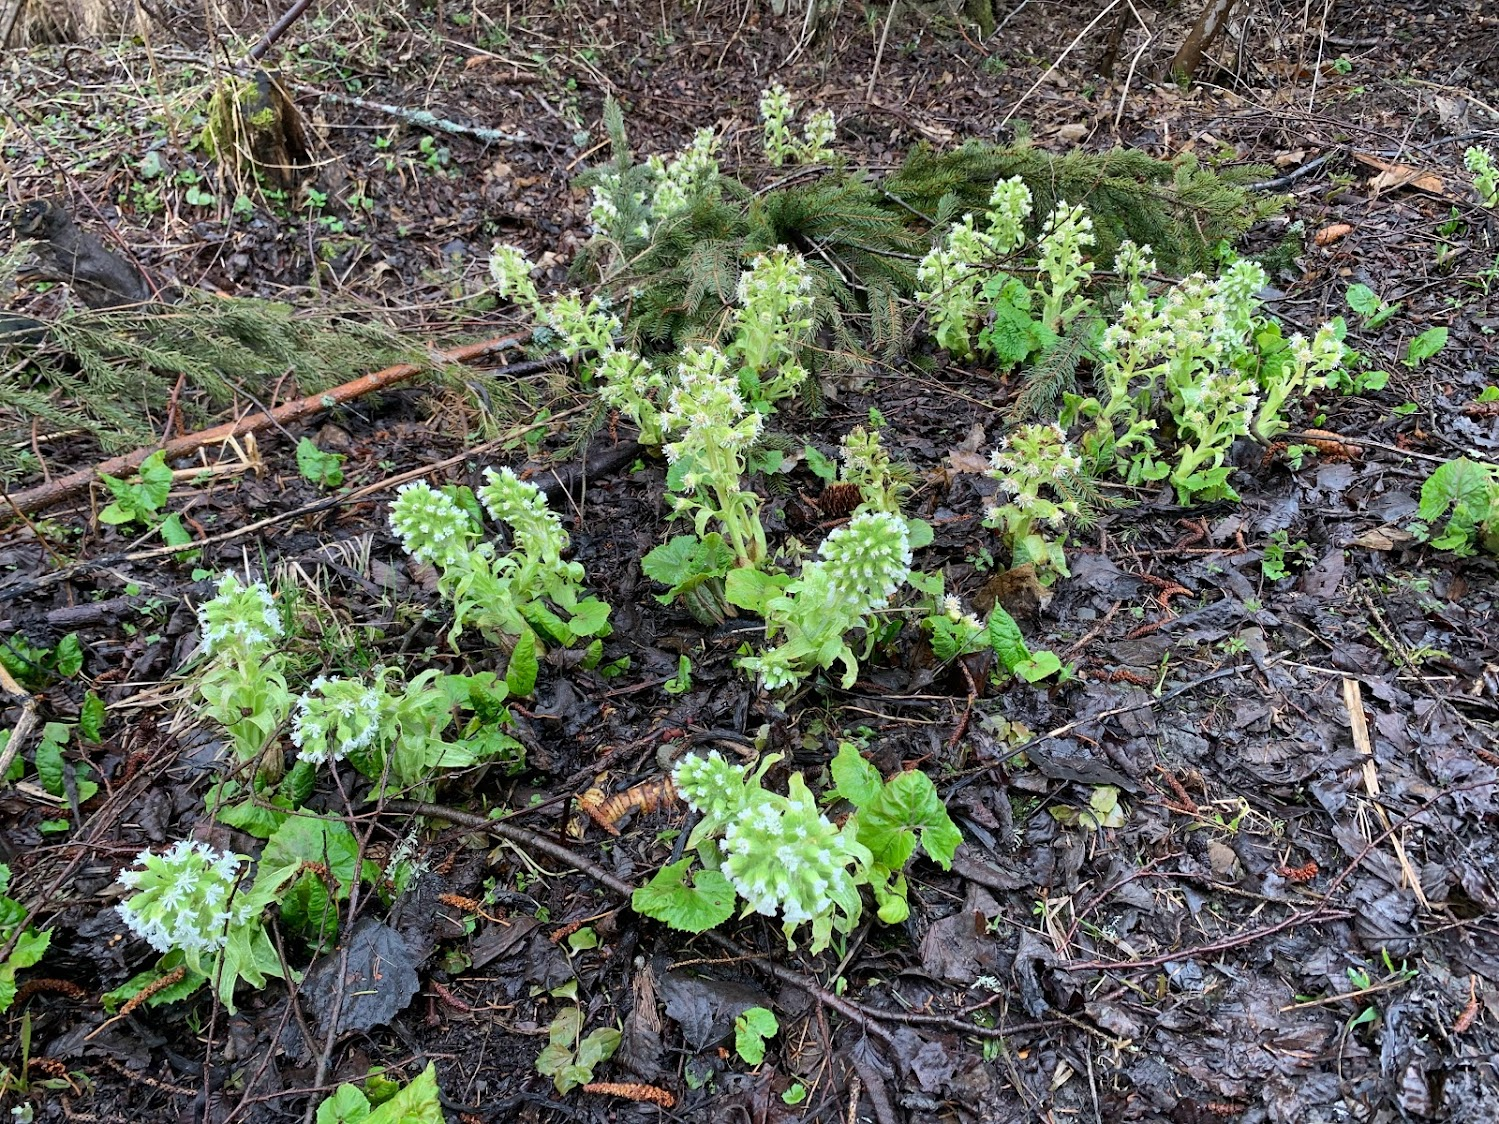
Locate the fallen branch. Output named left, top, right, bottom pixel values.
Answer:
left=3, top=332, right=527, bottom=517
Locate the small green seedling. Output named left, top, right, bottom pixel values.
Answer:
left=1403, top=326, right=1448, bottom=368
left=734, top=1006, right=778, bottom=1066
left=534, top=1006, right=621, bottom=1093
left=296, top=438, right=346, bottom=488
left=1345, top=283, right=1398, bottom=329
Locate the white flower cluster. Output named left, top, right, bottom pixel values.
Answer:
left=989, top=423, right=1084, bottom=487
left=985, top=424, right=1083, bottom=541
left=1036, top=200, right=1096, bottom=326
left=389, top=481, right=473, bottom=569
left=800, top=109, right=836, bottom=162
left=760, top=83, right=796, bottom=165
left=1113, top=239, right=1156, bottom=296
left=1174, top=367, right=1260, bottom=444
left=837, top=425, right=902, bottom=513
left=672, top=750, right=750, bottom=821
left=721, top=776, right=863, bottom=930
left=116, top=840, right=257, bottom=956
left=478, top=467, right=569, bottom=569
left=1100, top=259, right=1268, bottom=388
left=983, top=176, right=1034, bottom=253
left=196, top=573, right=282, bottom=660
left=662, top=346, right=763, bottom=459
left=759, top=84, right=836, bottom=166
left=915, top=177, right=1036, bottom=354
left=291, top=674, right=386, bottom=765
left=943, top=594, right=984, bottom=632
left=1466, top=145, right=1499, bottom=207
left=744, top=511, right=913, bottom=690
left=489, top=244, right=540, bottom=307
left=816, top=510, right=913, bottom=613
left=589, top=171, right=650, bottom=240
left=649, top=127, right=721, bottom=218
left=543, top=292, right=621, bottom=361
left=732, top=246, right=814, bottom=389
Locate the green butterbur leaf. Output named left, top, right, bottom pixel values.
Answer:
left=505, top=630, right=539, bottom=697
left=986, top=605, right=1031, bottom=672
left=34, top=724, right=68, bottom=795
left=632, top=858, right=736, bottom=932
left=316, top=1084, right=373, bottom=1124
left=734, top=1006, right=778, bottom=1065
left=54, top=633, right=84, bottom=678
left=1404, top=326, right=1448, bottom=367
left=857, top=770, right=962, bottom=871
left=296, top=437, right=347, bottom=488
left=830, top=741, right=881, bottom=808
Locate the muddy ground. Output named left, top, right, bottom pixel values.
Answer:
left=1, top=0, right=1497, bottom=1121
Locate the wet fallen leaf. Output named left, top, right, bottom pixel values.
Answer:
left=1354, top=152, right=1448, bottom=196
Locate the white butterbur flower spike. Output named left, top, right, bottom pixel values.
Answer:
left=801, top=109, right=836, bottom=160
left=984, top=176, right=1033, bottom=253
left=196, top=573, right=282, bottom=660
left=760, top=83, right=796, bottom=165
left=817, top=511, right=912, bottom=612
left=389, top=481, right=473, bottom=569
left=719, top=774, right=867, bottom=949
left=663, top=346, right=761, bottom=453
left=292, top=674, right=387, bottom=765
left=489, top=244, right=539, bottom=308
left=479, top=467, right=570, bottom=569
left=543, top=292, right=620, bottom=360
left=652, top=127, right=721, bottom=218
left=115, top=840, right=254, bottom=956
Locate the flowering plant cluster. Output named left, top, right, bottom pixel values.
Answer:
left=659, top=345, right=768, bottom=568
left=983, top=423, right=1083, bottom=585
left=730, top=247, right=815, bottom=406
left=836, top=424, right=908, bottom=514
left=632, top=745, right=959, bottom=951
left=730, top=510, right=913, bottom=689
left=588, top=125, right=724, bottom=245
left=1066, top=252, right=1344, bottom=504
left=1410, top=456, right=1499, bottom=557
left=388, top=469, right=611, bottom=651
left=759, top=84, right=836, bottom=167
left=114, top=839, right=298, bottom=1011
left=1466, top=146, right=1499, bottom=208
left=292, top=667, right=524, bottom=793
left=922, top=590, right=1066, bottom=683
left=915, top=176, right=1033, bottom=358
left=194, top=573, right=292, bottom=771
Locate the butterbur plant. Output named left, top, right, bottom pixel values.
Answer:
left=388, top=470, right=611, bottom=650
left=730, top=510, right=912, bottom=689
left=915, top=176, right=1034, bottom=359
left=114, top=839, right=298, bottom=1011
left=633, top=747, right=960, bottom=950
left=584, top=106, right=724, bottom=246
left=1, top=863, right=50, bottom=1013
left=984, top=424, right=1082, bottom=585
left=292, top=667, right=524, bottom=793
left=194, top=573, right=292, bottom=770
left=647, top=127, right=721, bottom=219
left=659, top=345, right=768, bottom=567
left=837, top=425, right=908, bottom=514
left=1410, top=457, right=1499, bottom=556
left=1034, top=201, right=1096, bottom=330
left=1466, top=146, right=1499, bottom=208
left=731, top=247, right=814, bottom=407
left=759, top=84, right=836, bottom=167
